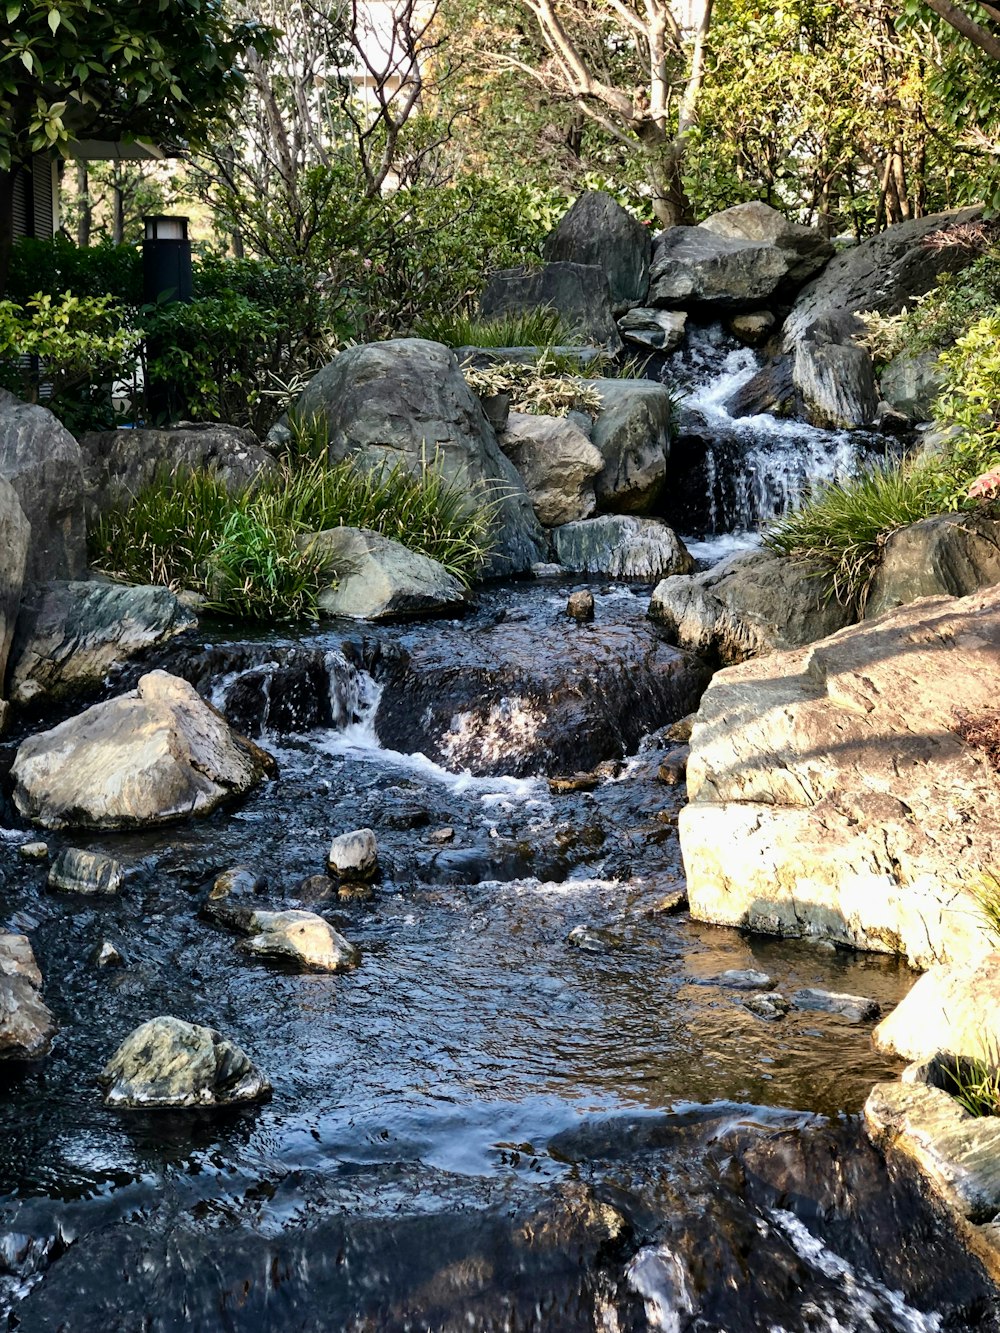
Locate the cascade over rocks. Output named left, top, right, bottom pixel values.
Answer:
left=0, top=476, right=30, bottom=731
left=374, top=605, right=710, bottom=777
left=80, top=422, right=277, bottom=515
left=865, top=513, right=1000, bottom=618
left=303, top=527, right=468, bottom=621
left=479, top=262, right=623, bottom=353
left=12, top=669, right=275, bottom=831
left=8, top=581, right=197, bottom=707
left=543, top=190, right=651, bottom=314
left=0, top=933, right=56, bottom=1060
left=498, top=412, right=603, bottom=526
left=587, top=378, right=674, bottom=513
left=552, top=515, right=693, bottom=581
left=0, top=389, right=87, bottom=583
left=269, top=339, right=546, bottom=578
left=99, top=1016, right=271, bottom=1108
left=679, top=584, right=1000, bottom=967
left=649, top=549, right=853, bottom=665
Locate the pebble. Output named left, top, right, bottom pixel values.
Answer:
left=19, top=841, right=48, bottom=861
left=426, top=827, right=455, bottom=844
left=567, top=924, right=622, bottom=954
left=656, top=746, right=689, bottom=786
left=328, top=827, right=379, bottom=881
left=91, top=940, right=124, bottom=969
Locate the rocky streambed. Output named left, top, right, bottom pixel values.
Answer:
left=2, top=582, right=999, bottom=1331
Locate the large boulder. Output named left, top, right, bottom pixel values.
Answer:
left=587, top=379, right=674, bottom=513
left=0, top=390, right=87, bottom=582
left=866, top=513, right=1000, bottom=619
left=679, top=585, right=1000, bottom=968
left=699, top=202, right=833, bottom=284
left=543, top=191, right=652, bottom=314
left=0, top=476, right=30, bottom=730
left=8, top=581, right=197, bottom=707
left=649, top=549, right=853, bottom=664
left=304, top=527, right=467, bottom=620
left=99, top=1016, right=270, bottom=1108
left=784, top=207, right=985, bottom=348
left=499, top=412, right=603, bottom=526
left=270, top=340, right=546, bottom=578
left=0, top=933, right=56, bottom=1060
left=375, top=604, right=710, bottom=777
left=479, top=263, right=623, bottom=353
left=648, top=227, right=793, bottom=311
left=873, top=955, right=1000, bottom=1064
left=792, top=333, right=880, bottom=429
left=80, top=423, right=276, bottom=515
left=552, top=515, right=693, bottom=580
left=12, top=669, right=275, bottom=831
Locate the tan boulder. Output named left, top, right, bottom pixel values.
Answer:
left=680, top=585, right=1000, bottom=967
left=874, top=955, right=1000, bottom=1062
left=499, top=412, right=603, bottom=527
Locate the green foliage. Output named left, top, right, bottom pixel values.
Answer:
left=968, top=870, right=1000, bottom=946
left=0, top=289, right=140, bottom=431
left=5, top=235, right=142, bottom=306
left=92, top=446, right=497, bottom=622
left=936, top=1051, right=1000, bottom=1119
left=411, top=307, right=570, bottom=348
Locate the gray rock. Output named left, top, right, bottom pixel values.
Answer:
left=648, top=226, right=793, bottom=310
left=0, top=476, right=30, bottom=728
left=18, top=841, right=48, bottom=860
left=866, top=513, right=1000, bottom=619
left=588, top=379, right=676, bottom=513
left=657, top=746, right=689, bottom=786
left=0, top=390, right=87, bottom=583
left=201, top=865, right=269, bottom=932
left=725, top=358, right=796, bottom=419
left=303, top=527, right=468, bottom=621
left=700, top=202, right=833, bottom=283
left=552, top=516, right=693, bottom=581
left=544, top=191, right=651, bottom=314
left=566, top=589, right=595, bottom=622
left=680, top=583, right=1000, bottom=968
left=12, top=670, right=275, bottom=831
left=617, top=308, right=687, bottom=352
left=726, top=311, right=776, bottom=347
left=240, top=909, right=359, bottom=972
left=99, top=1016, right=270, bottom=1108
left=743, top=992, right=789, bottom=1021
left=649, top=549, right=852, bottom=664
left=793, top=335, right=879, bottom=429
left=271, top=340, right=546, bottom=578
left=328, top=827, right=379, bottom=881
left=880, top=349, right=944, bottom=423
left=699, top=969, right=774, bottom=990
left=784, top=207, right=985, bottom=348
left=8, top=581, right=197, bottom=707
left=499, top=412, right=603, bottom=527
left=80, top=423, right=276, bottom=516
left=479, top=263, right=623, bottom=352
left=48, top=848, right=124, bottom=895
left=0, top=933, right=56, bottom=1060
left=790, top=987, right=880, bottom=1023
left=91, top=940, right=124, bottom=968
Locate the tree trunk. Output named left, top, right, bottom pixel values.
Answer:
left=76, top=161, right=92, bottom=247
left=0, top=169, right=15, bottom=299
left=643, top=135, right=693, bottom=228
left=112, top=181, right=125, bottom=246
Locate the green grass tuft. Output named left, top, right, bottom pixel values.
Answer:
left=412, top=306, right=572, bottom=349
left=937, top=1051, right=1000, bottom=1118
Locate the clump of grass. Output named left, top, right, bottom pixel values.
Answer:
left=91, top=437, right=498, bottom=622
left=965, top=866, right=1000, bottom=944
left=462, top=355, right=603, bottom=417
left=765, top=457, right=938, bottom=612
left=412, top=306, right=571, bottom=349
left=936, top=1051, right=1000, bottom=1118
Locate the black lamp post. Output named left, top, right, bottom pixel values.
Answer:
left=142, top=215, right=193, bottom=423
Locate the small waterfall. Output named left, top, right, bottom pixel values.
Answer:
left=659, top=325, right=888, bottom=562
left=207, top=647, right=380, bottom=741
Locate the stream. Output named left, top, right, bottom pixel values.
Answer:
left=1, top=333, right=997, bottom=1331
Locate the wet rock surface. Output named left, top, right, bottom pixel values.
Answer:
left=0, top=933, right=55, bottom=1060
left=99, top=1016, right=271, bottom=1109
left=239, top=909, right=359, bottom=972
left=553, top=515, right=693, bottom=581
left=0, top=476, right=30, bottom=722
left=48, top=848, right=124, bottom=896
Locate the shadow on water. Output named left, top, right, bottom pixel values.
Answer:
left=0, top=583, right=997, bottom=1330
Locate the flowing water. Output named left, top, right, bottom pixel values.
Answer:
left=0, top=349, right=994, bottom=1329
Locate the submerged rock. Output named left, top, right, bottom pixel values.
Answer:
left=12, top=670, right=276, bottom=831
left=681, top=584, right=1000, bottom=967
left=240, top=910, right=359, bottom=972
left=305, top=527, right=468, bottom=621
left=649, top=549, right=852, bottom=664
left=699, top=969, right=774, bottom=991
left=552, top=515, right=693, bottom=581
left=0, top=933, right=56, bottom=1060
left=9, top=581, right=197, bottom=707
left=566, top=925, right=622, bottom=954
left=48, top=848, right=125, bottom=896
left=99, top=1016, right=271, bottom=1108
left=790, top=987, right=880, bottom=1023
left=327, top=828, right=379, bottom=881
left=201, top=865, right=269, bottom=932
left=743, top=992, right=789, bottom=1021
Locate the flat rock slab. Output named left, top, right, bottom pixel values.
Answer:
left=12, top=670, right=275, bottom=831
left=874, top=955, right=1000, bottom=1062
left=240, top=910, right=359, bottom=972
left=9, top=581, right=197, bottom=707
left=100, top=1016, right=270, bottom=1108
left=0, top=933, right=56, bottom=1060
left=790, top=987, right=880, bottom=1023
left=680, top=584, right=1000, bottom=968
